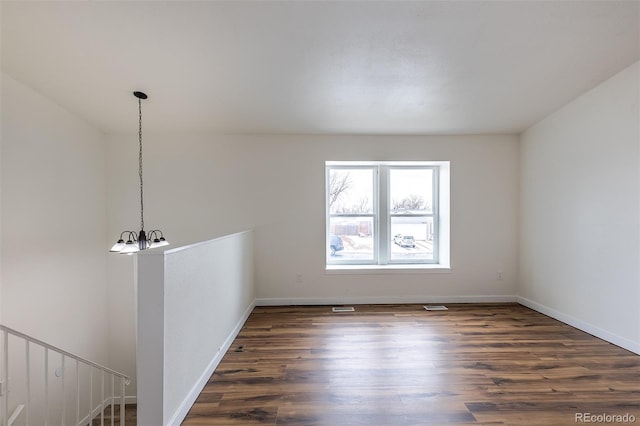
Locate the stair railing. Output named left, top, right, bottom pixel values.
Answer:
left=0, top=324, right=130, bottom=426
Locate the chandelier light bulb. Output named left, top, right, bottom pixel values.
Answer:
left=110, top=239, right=126, bottom=252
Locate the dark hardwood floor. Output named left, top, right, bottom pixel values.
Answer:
left=182, top=304, right=640, bottom=425
left=91, top=403, right=137, bottom=425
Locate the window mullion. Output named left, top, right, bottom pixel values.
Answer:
left=378, top=166, right=389, bottom=264
left=432, top=166, right=440, bottom=264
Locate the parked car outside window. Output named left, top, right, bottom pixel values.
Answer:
left=394, top=234, right=415, bottom=248
left=330, top=235, right=344, bottom=255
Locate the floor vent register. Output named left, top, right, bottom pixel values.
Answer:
left=424, top=305, right=448, bottom=311
left=332, top=306, right=356, bottom=312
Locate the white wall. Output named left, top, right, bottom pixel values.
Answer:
left=108, top=133, right=520, bottom=300
left=519, top=61, right=640, bottom=353
left=252, top=135, right=519, bottom=304
left=1, top=73, right=111, bottom=421
left=136, top=231, right=255, bottom=426
left=1, top=72, right=109, bottom=361
left=107, top=132, right=520, bottom=389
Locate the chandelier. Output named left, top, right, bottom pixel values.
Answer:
left=110, top=91, right=169, bottom=254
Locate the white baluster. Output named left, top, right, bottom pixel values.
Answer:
left=89, top=367, right=93, bottom=426
left=44, top=348, right=49, bottom=426
left=2, top=331, right=8, bottom=426
left=120, top=377, right=125, bottom=426
left=100, top=370, right=104, bottom=426
left=110, top=375, right=115, bottom=426
left=76, top=359, right=80, bottom=426
left=25, top=340, right=30, bottom=425
left=61, top=355, right=66, bottom=426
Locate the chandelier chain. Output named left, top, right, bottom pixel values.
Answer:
left=110, top=90, right=168, bottom=254
left=139, top=97, right=144, bottom=231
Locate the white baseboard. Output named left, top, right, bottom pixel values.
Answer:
left=255, top=295, right=518, bottom=306
left=167, top=300, right=256, bottom=426
left=517, top=296, right=640, bottom=355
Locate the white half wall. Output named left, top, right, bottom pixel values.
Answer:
left=519, top=61, right=640, bottom=354
left=136, top=230, right=255, bottom=426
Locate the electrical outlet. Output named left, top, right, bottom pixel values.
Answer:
left=295, top=274, right=303, bottom=283
left=496, top=270, right=504, bottom=281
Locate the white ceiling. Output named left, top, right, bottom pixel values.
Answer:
left=2, top=1, right=639, bottom=135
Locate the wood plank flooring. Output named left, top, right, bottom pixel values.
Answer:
left=183, top=304, right=640, bottom=425
left=91, top=404, right=137, bottom=425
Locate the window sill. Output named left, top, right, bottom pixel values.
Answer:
left=325, top=264, right=451, bottom=274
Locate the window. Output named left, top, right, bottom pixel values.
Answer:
left=326, top=161, right=450, bottom=268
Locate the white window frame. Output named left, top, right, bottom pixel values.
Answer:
left=326, top=164, right=378, bottom=265
left=326, top=161, right=450, bottom=269
left=385, top=165, right=439, bottom=265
